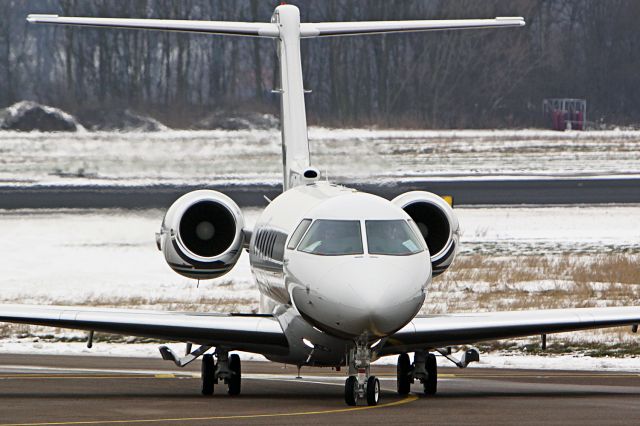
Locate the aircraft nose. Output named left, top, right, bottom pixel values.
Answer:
left=343, top=263, right=426, bottom=336
left=347, top=283, right=417, bottom=336
left=289, top=256, right=429, bottom=338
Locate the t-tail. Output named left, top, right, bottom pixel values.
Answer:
left=27, top=5, right=524, bottom=190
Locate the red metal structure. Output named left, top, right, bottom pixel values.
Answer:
left=543, top=98, right=587, bottom=131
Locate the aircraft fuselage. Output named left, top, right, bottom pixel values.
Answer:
left=250, top=182, right=430, bottom=365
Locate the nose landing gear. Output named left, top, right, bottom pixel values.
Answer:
left=344, top=339, right=380, bottom=406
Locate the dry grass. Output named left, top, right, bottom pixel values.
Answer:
left=441, top=253, right=640, bottom=288
left=423, top=252, right=640, bottom=354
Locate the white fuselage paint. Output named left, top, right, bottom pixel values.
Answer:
left=248, top=182, right=431, bottom=365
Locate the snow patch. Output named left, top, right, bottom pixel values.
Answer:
left=0, top=101, right=84, bottom=132
left=78, top=109, right=168, bottom=132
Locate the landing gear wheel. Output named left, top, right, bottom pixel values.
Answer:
left=227, top=353, right=241, bottom=396
left=201, top=354, right=215, bottom=396
left=366, top=376, right=380, bottom=406
left=397, top=353, right=411, bottom=395
left=344, top=376, right=358, bottom=406
left=423, top=353, right=437, bottom=395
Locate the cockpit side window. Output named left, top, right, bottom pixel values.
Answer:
left=298, top=220, right=363, bottom=256
left=366, top=220, right=424, bottom=255
left=287, top=219, right=312, bottom=250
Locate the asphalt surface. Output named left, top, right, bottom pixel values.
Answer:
left=1, top=177, right=639, bottom=209
left=0, top=354, right=639, bottom=425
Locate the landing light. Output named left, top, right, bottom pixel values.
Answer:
left=370, top=339, right=382, bottom=349
left=302, top=338, right=315, bottom=349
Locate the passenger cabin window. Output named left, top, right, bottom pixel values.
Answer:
left=366, top=220, right=424, bottom=255
left=298, top=220, right=363, bottom=256
left=255, top=228, right=288, bottom=263
left=287, top=219, right=312, bottom=250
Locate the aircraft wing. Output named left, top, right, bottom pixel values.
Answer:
left=0, top=304, right=288, bottom=356
left=26, top=15, right=280, bottom=38
left=300, top=17, right=525, bottom=38
left=382, top=307, right=640, bottom=355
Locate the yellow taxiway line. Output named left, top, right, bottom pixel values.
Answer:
left=0, top=394, right=419, bottom=426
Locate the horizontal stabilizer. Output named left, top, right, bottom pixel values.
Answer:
left=300, top=17, right=525, bottom=38
left=27, top=15, right=279, bottom=38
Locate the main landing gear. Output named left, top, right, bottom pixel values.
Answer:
left=396, top=348, right=480, bottom=396
left=397, top=351, right=438, bottom=395
left=158, top=344, right=242, bottom=396
left=344, top=340, right=380, bottom=406
left=201, top=349, right=242, bottom=396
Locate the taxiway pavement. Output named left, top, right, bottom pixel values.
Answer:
left=0, top=354, right=639, bottom=425
left=2, top=177, right=639, bottom=209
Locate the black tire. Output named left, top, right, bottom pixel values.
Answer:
left=228, top=353, right=241, bottom=396
left=344, top=376, right=358, bottom=406
left=366, top=376, right=380, bottom=406
left=201, top=354, right=215, bottom=396
left=424, top=353, right=437, bottom=395
left=397, top=353, right=411, bottom=395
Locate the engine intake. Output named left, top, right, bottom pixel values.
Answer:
left=392, top=191, right=460, bottom=277
left=157, top=190, right=245, bottom=280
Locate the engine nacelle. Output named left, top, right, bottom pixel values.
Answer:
left=392, top=191, right=460, bottom=277
left=157, top=190, right=245, bottom=280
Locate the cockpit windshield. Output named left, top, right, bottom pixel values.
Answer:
left=366, top=220, right=424, bottom=255
left=298, top=220, right=364, bottom=256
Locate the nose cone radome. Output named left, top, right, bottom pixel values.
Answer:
left=288, top=255, right=429, bottom=338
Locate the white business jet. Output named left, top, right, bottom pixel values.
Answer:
left=2, top=4, right=639, bottom=407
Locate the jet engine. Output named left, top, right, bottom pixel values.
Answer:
left=392, top=191, right=460, bottom=277
left=157, top=190, right=245, bottom=280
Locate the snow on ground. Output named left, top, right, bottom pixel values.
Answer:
left=0, top=208, right=261, bottom=309
left=457, top=205, right=640, bottom=255
left=0, top=205, right=637, bottom=307
left=1, top=128, right=639, bottom=185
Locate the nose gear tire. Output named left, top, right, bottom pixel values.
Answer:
left=367, top=376, right=380, bottom=406
left=345, top=376, right=358, bottom=406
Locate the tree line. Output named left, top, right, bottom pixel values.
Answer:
left=1, top=0, right=639, bottom=128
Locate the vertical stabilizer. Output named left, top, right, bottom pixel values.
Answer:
left=272, top=5, right=311, bottom=190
